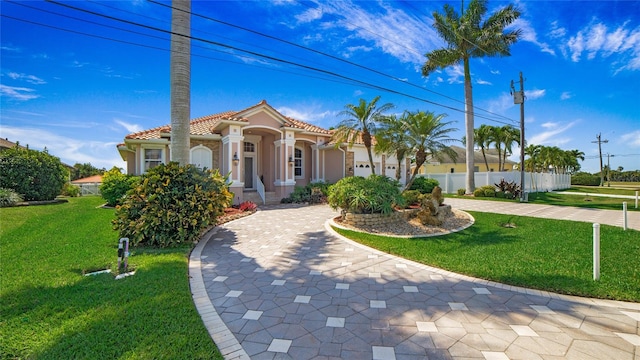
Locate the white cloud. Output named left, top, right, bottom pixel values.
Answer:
left=509, top=18, right=555, bottom=55
left=620, top=130, right=640, bottom=148
left=0, top=84, right=39, bottom=101
left=525, top=89, right=546, bottom=100
left=115, top=119, right=143, bottom=133
left=560, top=91, right=572, bottom=100
left=277, top=106, right=335, bottom=123
left=291, top=1, right=440, bottom=65
left=548, top=21, right=566, bottom=39
left=565, top=20, right=640, bottom=73
left=6, top=72, right=46, bottom=85
left=353, top=89, right=364, bottom=96
left=445, top=64, right=464, bottom=84
left=0, top=125, right=126, bottom=170
left=529, top=120, right=579, bottom=146
left=486, top=93, right=515, bottom=114
left=476, top=79, right=492, bottom=85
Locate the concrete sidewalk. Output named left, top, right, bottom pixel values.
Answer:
left=446, top=198, right=640, bottom=231
left=190, top=204, right=640, bottom=360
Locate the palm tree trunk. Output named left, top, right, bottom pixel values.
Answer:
left=481, top=147, right=489, bottom=171
left=362, top=131, right=376, bottom=175
left=463, top=58, right=475, bottom=193
left=170, top=0, right=191, bottom=165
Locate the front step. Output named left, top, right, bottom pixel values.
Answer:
left=242, top=191, right=281, bottom=205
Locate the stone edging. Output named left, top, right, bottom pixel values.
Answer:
left=324, top=219, right=640, bottom=311
left=329, top=209, right=476, bottom=239
left=189, top=223, right=251, bottom=360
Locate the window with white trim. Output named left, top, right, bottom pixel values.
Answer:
left=294, top=147, right=303, bottom=177
left=244, top=142, right=255, bottom=153
left=143, top=148, right=163, bottom=171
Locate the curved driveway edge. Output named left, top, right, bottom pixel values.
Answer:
left=191, top=204, right=640, bottom=360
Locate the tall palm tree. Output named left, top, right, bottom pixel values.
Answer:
left=402, top=111, right=459, bottom=191
left=524, top=144, right=541, bottom=172
left=487, top=125, right=504, bottom=171
left=422, top=0, right=521, bottom=194
left=375, top=113, right=411, bottom=181
left=170, top=0, right=191, bottom=165
left=332, top=96, right=394, bottom=175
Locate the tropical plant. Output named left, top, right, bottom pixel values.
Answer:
left=0, top=145, right=68, bottom=201
left=422, top=0, right=521, bottom=193
left=474, top=124, right=493, bottom=171
left=113, top=163, right=232, bottom=248
left=375, top=114, right=411, bottom=180
left=60, top=182, right=81, bottom=197
left=331, top=96, right=394, bottom=175
left=327, top=175, right=405, bottom=215
left=402, top=111, right=458, bottom=191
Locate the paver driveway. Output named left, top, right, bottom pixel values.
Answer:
left=190, top=204, right=640, bottom=360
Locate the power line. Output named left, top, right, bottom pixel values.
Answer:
left=147, top=0, right=517, bottom=124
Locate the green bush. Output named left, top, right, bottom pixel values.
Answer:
left=328, top=175, right=405, bottom=215
left=495, top=191, right=506, bottom=199
left=100, top=167, right=138, bottom=206
left=113, top=163, right=232, bottom=248
left=0, top=145, right=68, bottom=201
left=457, top=188, right=466, bottom=196
left=402, top=190, right=421, bottom=206
left=571, top=172, right=601, bottom=186
left=0, top=188, right=23, bottom=207
left=60, top=183, right=80, bottom=197
left=409, top=177, right=440, bottom=194
left=282, top=181, right=331, bottom=204
left=483, top=187, right=496, bottom=197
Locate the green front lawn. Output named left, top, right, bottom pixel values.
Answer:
left=0, top=196, right=221, bottom=360
left=564, top=185, right=640, bottom=195
left=527, top=191, right=639, bottom=211
left=333, top=211, right=640, bottom=302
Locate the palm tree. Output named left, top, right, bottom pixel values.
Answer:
left=375, top=114, right=411, bottom=181
left=402, top=111, right=459, bottom=191
left=422, top=0, right=521, bottom=194
left=170, top=0, right=191, bottom=165
left=500, top=126, right=521, bottom=171
left=524, top=144, right=541, bottom=172
left=332, top=96, right=394, bottom=175
left=487, top=125, right=504, bottom=171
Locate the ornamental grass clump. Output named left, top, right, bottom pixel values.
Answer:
left=113, top=162, right=232, bottom=248
left=328, top=174, right=405, bottom=215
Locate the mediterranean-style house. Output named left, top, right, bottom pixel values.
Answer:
left=117, top=100, right=409, bottom=204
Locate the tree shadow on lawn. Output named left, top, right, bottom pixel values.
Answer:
left=195, top=204, right=639, bottom=359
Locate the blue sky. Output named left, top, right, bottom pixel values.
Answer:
left=1, top=0, right=639, bottom=173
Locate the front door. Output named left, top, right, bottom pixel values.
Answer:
left=244, top=156, right=254, bottom=189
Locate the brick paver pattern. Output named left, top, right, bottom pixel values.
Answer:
left=191, top=203, right=640, bottom=360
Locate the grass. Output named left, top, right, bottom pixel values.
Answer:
left=563, top=185, right=640, bottom=195
left=333, top=211, right=640, bottom=302
left=0, top=196, right=222, bottom=360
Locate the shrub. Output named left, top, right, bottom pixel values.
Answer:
left=494, top=179, right=521, bottom=199
left=100, top=167, right=138, bottom=206
left=457, top=188, right=466, bottom=196
left=495, top=191, right=506, bottom=199
left=282, top=181, right=331, bottom=204
left=402, top=190, right=421, bottom=206
left=0, top=188, right=23, bottom=207
left=409, top=177, right=440, bottom=194
left=473, top=188, right=485, bottom=197
left=571, top=172, right=601, bottom=186
left=328, top=175, right=405, bottom=215
left=483, top=186, right=496, bottom=197
left=60, top=183, right=80, bottom=197
left=113, top=163, right=232, bottom=248
left=238, top=201, right=257, bottom=212
left=0, top=145, right=68, bottom=201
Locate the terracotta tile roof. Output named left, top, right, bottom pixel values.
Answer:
left=125, top=101, right=330, bottom=140
left=0, top=138, right=26, bottom=150
left=71, top=175, right=103, bottom=184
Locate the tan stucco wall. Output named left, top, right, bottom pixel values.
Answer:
left=419, top=162, right=515, bottom=174
left=324, top=149, right=344, bottom=184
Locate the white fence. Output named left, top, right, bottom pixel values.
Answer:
left=75, top=183, right=101, bottom=196
left=419, top=171, right=571, bottom=194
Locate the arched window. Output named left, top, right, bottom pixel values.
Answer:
left=294, top=147, right=303, bottom=177
left=190, top=145, right=212, bottom=170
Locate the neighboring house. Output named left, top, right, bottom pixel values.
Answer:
left=416, top=145, right=517, bottom=174
left=71, top=175, right=103, bottom=195
left=117, top=100, right=409, bottom=204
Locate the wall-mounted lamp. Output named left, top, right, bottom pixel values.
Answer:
left=288, top=156, right=294, bottom=165
left=232, top=152, right=239, bottom=166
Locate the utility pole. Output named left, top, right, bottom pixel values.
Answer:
left=592, top=133, right=608, bottom=186
left=511, top=72, right=525, bottom=201
left=607, top=153, right=614, bottom=187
